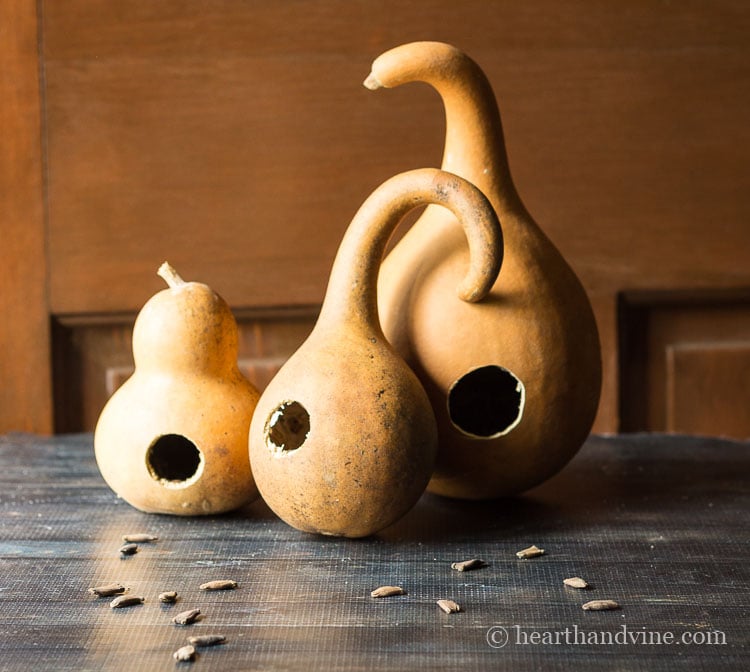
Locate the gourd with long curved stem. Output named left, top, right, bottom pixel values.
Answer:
left=248, top=168, right=502, bottom=537
left=366, top=41, right=602, bottom=499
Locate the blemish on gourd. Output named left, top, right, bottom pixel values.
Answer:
left=266, top=401, right=311, bottom=453
left=146, top=434, right=205, bottom=488
left=447, top=365, right=525, bottom=439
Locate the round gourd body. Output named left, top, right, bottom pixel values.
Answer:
left=249, top=328, right=437, bottom=537
left=94, top=273, right=259, bottom=515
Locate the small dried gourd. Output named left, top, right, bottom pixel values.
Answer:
left=94, top=263, right=259, bottom=515
left=248, top=168, right=502, bottom=537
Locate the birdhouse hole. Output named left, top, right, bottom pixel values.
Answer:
left=266, top=401, right=310, bottom=453
left=448, top=365, right=525, bottom=438
left=146, top=434, right=204, bottom=486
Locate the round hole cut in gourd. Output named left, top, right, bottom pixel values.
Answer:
left=249, top=168, right=502, bottom=538
left=266, top=401, right=311, bottom=453
left=448, top=365, right=525, bottom=439
left=369, top=42, right=602, bottom=499
left=146, top=433, right=204, bottom=487
left=94, top=262, right=260, bottom=515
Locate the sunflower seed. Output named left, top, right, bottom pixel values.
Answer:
left=121, top=533, right=158, bottom=543
left=173, top=608, right=201, bottom=625
left=437, top=599, right=461, bottom=614
left=450, top=559, right=486, bottom=572
left=88, top=583, right=126, bottom=597
left=187, top=634, right=226, bottom=647
left=370, top=586, right=406, bottom=598
left=582, top=599, right=620, bottom=611
left=119, top=543, right=138, bottom=556
left=563, top=577, right=589, bottom=589
left=516, top=544, right=545, bottom=559
left=172, top=644, right=196, bottom=662
left=109, top=595, right=144, bottom=609
left=199, top=579, right=237, bottom=591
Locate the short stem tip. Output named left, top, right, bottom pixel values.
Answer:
left=157, top=261, right=186, bottom=288
left=363, top=72, right=383, bottom=90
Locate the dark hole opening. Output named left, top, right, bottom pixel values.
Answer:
left=448, top=365, right=524, bottom=438
left=146, top=434, right=202, bottom=482
left=267, top=401, right=310, bottom=452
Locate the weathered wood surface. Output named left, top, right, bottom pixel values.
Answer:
left=0, top=433, right=748, bottom=670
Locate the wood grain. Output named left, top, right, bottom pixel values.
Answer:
left=0, top=432, right=747, bottom=670
left=41, top=1, right=750, bottom=313
left=0, top=0, right=52, bottom=432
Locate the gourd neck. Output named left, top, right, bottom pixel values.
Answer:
left=365, top=41, right=524, bottom=216
left=317, top=168, right=502, bottom=334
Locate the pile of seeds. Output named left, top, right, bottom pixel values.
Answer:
left=87, top=532, right=237, bottom=664
left=88, top=533, right=622, bottom=663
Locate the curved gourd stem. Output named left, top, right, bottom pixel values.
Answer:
left=365, top=41, right=523, bottom=215
left=318, top=168, right=502, bottom=333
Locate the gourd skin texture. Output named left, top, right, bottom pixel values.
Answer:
left=249, top=168, right=502, bottom=537
left=367, top=42, right=602, bottom=499
left=94, top=266, right=260, bottom=515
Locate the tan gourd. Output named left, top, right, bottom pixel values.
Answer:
left=94, top=262, right=260, bottom=515
left=366, top=41, right=602, bottom=499
left=248, top=168, right=502, bottom=537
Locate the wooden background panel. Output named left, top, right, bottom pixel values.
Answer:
left=42, top=0, right=750, bottom=314
left=666, top=342, right=750, bottom=438
left=618, top=290, right=750, bottom=437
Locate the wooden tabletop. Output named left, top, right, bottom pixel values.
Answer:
left=0, top=432, right=747, bottom=671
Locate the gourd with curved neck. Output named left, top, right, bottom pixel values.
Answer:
left=248, top=168, right=502, bottom=537
left=366, top=41, right=602, bottom=499
left=94, top=262, right=260, bottom=515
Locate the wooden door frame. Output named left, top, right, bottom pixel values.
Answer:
left=0, top=0, right=52, bottom=433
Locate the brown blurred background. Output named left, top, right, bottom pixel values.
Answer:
left=2, top=1, right=748, bottom=437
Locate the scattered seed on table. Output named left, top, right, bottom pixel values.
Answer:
left=122, top=533, right=158, bottom=543
left=437, top=599, right=461, bottom=614
left=199, top=580, right=237, bottom=591
left=172, top=644, right=196, bottom=662
left=564, top=577, right=589, bottom=589
left=110, top=595, right=144, bottom=609
left=451, top=559, right=486, bottom=572
left=370, top=586, right=406, bottom=598
left=173, top=608, right=202, bottom=625
left=516, top=544, right=545, bottom=559
left=119, top=543, right=138, bottom=556
left=88, top=583, right=126, bottom=597
left=188, top=635, right=226, bottom=648
left=582, top=599, right=620, bottom=611
left=159, top=591, right=178, bottom=603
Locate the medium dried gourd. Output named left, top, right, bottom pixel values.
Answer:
left=94, top=263, right=259, bottom=515
left=249, top=168, right=502, bottom=537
